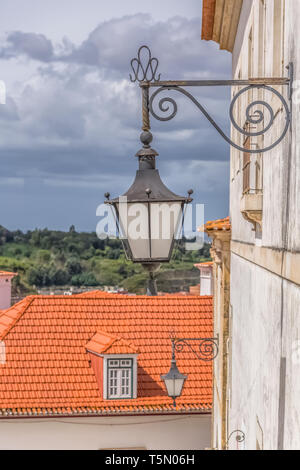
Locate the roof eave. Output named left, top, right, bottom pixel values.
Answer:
left=201, top=0, right=243, bottom=53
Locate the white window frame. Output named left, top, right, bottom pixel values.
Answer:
left=103, top=355, right=138, bottom=400
left=107, top=359, right=132, bottom=399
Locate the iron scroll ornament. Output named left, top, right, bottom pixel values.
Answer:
left=226, top=430, right=246, bottom=448
left=149, top=85, right=291, bottom=154
left=172, top=336, right=219, bottom=362
left=130, top=45, right=161, bottom=83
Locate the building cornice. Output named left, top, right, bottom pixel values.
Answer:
left=0, top=407, right=212, bottom=419
left=202, top=0, right=243, bottom=53
left=231, top=241, right=300, bottom=287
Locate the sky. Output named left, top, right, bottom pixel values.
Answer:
left=0, top=0, right=232, bottom=232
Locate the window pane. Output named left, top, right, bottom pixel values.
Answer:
left=109, top=369, right=118, bottom=396
left=120, top=360, right=131, bottom=367
left=120, top=369, right=131, bottom=397
left=107, top=360, right=133, bottom=399
left=109, top=360, right=119, bottom=367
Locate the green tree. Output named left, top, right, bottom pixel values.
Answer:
left=71, top=272, right=98, bottom=287
left=36, top=250, right=51, bottom=264
left=65, top=258, right=82, bottom=275
left=51, top=269, right=70, bottom=286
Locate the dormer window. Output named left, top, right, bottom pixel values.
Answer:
left=107, top=358, right=133, bottom=399
left=86, top=331, right=139, bottom=401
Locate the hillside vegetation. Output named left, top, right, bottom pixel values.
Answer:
left=0, top=225, right=211, bottom=295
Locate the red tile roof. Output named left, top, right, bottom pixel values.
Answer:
left=0, top=294, right=213, bottom=416
left=201, top=0, right=216, bottom=41
left=202, top=217, right=231, bottom=232
left=194, top=262, right=213, bottom=268
left=86, top=331, right=139, bottom=355
left=75, top=290, right=112, bottom=297
left=0, top=271, right=17, bottom=277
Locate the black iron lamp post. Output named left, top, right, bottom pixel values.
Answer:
left=161, top=334, right=219, bottom=406
left=105, top=45, right=292, bottom=295
left=161, top=340, right=187, bottom=407
left=105, top=49, right=194, bottom=295
left=105, top=132, right=193, bottom=293
left=105, top=133, right=193, bottom=295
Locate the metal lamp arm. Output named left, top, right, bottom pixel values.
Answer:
left=130, top=45, right=292, bottom=154
left=172, top=336, right=219, bottom=362
left=148, top=85, right=291, bottom=154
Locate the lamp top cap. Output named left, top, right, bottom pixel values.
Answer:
left=140, top=131, right=153, bottom=147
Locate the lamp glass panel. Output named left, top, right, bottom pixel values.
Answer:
left=164, top=377, right=185, bottom=398
left=116, top=199, right=184, bottom=262
left=117, top=201, right=150, bottom=260
left=150, top=202, right=183, bottom=260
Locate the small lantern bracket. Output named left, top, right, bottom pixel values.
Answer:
left=130, top=45, right=293, bottom=154
left=170, top=332, right=219, bottom=362
left=226, top=430, right=246, bottom=449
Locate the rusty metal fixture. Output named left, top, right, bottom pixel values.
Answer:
left=171, top=333, right=219, bottom=363
left=130, top=45, right=293, bottom=154
left=226, top=430, right=246, bottom=449
left=161, top=333, right=219, bottom=406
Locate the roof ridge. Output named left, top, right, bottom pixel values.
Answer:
left=18, top=294, right=212, bottom=300
left=101, top=336, right=119, bottom=353
left=0, top=296, right=35, bottom=340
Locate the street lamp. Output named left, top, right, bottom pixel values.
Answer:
left=161, top=341, right=187, bottom=407
left=105, top=45, right=292, bottom=294
left=161, top=334, right=219, bottom=406
left=105, top=49, right=194, bottom=295
left=105, top=131, right=193, bottom=294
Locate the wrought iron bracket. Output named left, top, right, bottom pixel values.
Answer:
left=171, top=333, right=219, bottom=362
left=226, top=430, right=246, bottom=449
left=130, top=46, right=293, bottom=154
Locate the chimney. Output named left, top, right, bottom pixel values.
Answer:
left=0, top=271, right=17, bottom=310
left=194, top=263, right=213, bottom=296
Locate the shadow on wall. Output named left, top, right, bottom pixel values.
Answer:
left=137, top=365, right=166, bottom=398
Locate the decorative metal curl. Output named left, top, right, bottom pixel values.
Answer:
left=149, top=85, right=291, bottom=154
left=173, top=337, right=219, bottom=362
left=130, top=46, right=161, bottom=83
left=226, top=430, right=246, bottom=448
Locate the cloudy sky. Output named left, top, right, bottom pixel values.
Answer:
left=0, top=0, right=231, bottom=232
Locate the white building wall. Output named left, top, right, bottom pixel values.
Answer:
left=0, top=276, right=13, bottom=310
left=199, top=266, right=213, bottom=296
left=230, top=255, right=282, bottom=450
left=212, top=263, right=222, bottom=449
left=0, top=414, right=211, bottom=450
left=229, top=0, right=300, bottom=450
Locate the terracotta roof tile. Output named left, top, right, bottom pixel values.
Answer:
left=86, top=331, right=139, bottom=355
left=75, top=290, right=113, bottom=297
left=201, top=0, right=216, bottom=41
left=0, top=293, right=213, bottom=416
left=0, top=271, right=18, bottom=277
left=200, top=216, right=231, bottom=232
left=194, top=262, right=213, bottom=268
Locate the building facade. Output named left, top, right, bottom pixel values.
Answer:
left=0, top=292, right=212, bottom=449
left=202, top=0, right=300, bottom=450
left=203, top=217, right=231, bottom=450
left=0, top=271, right=17, bottom=311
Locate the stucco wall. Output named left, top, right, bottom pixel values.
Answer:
left=0, top=414, right=211, bottom=450
left=229, top=254, right=282, bottom=450
left=0, top=277, right=12, bottom=310
left=228, top=0, right=300, bottom=450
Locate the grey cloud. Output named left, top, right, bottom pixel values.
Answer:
left=0, top=14, right=231, bottom=230
left=62, top=14, right=230, bottom=79
left=0, top=31, right=53, bottom=61
left=0, top=97, right=19, bottom=121
left=0, top=15, right=230, bottom=78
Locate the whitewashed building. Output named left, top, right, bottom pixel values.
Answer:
left=0, top=271, right=17, bottom=310
left=202, top=0, right=300, bottom=450
left=0, top=292, right=212, bottom=450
